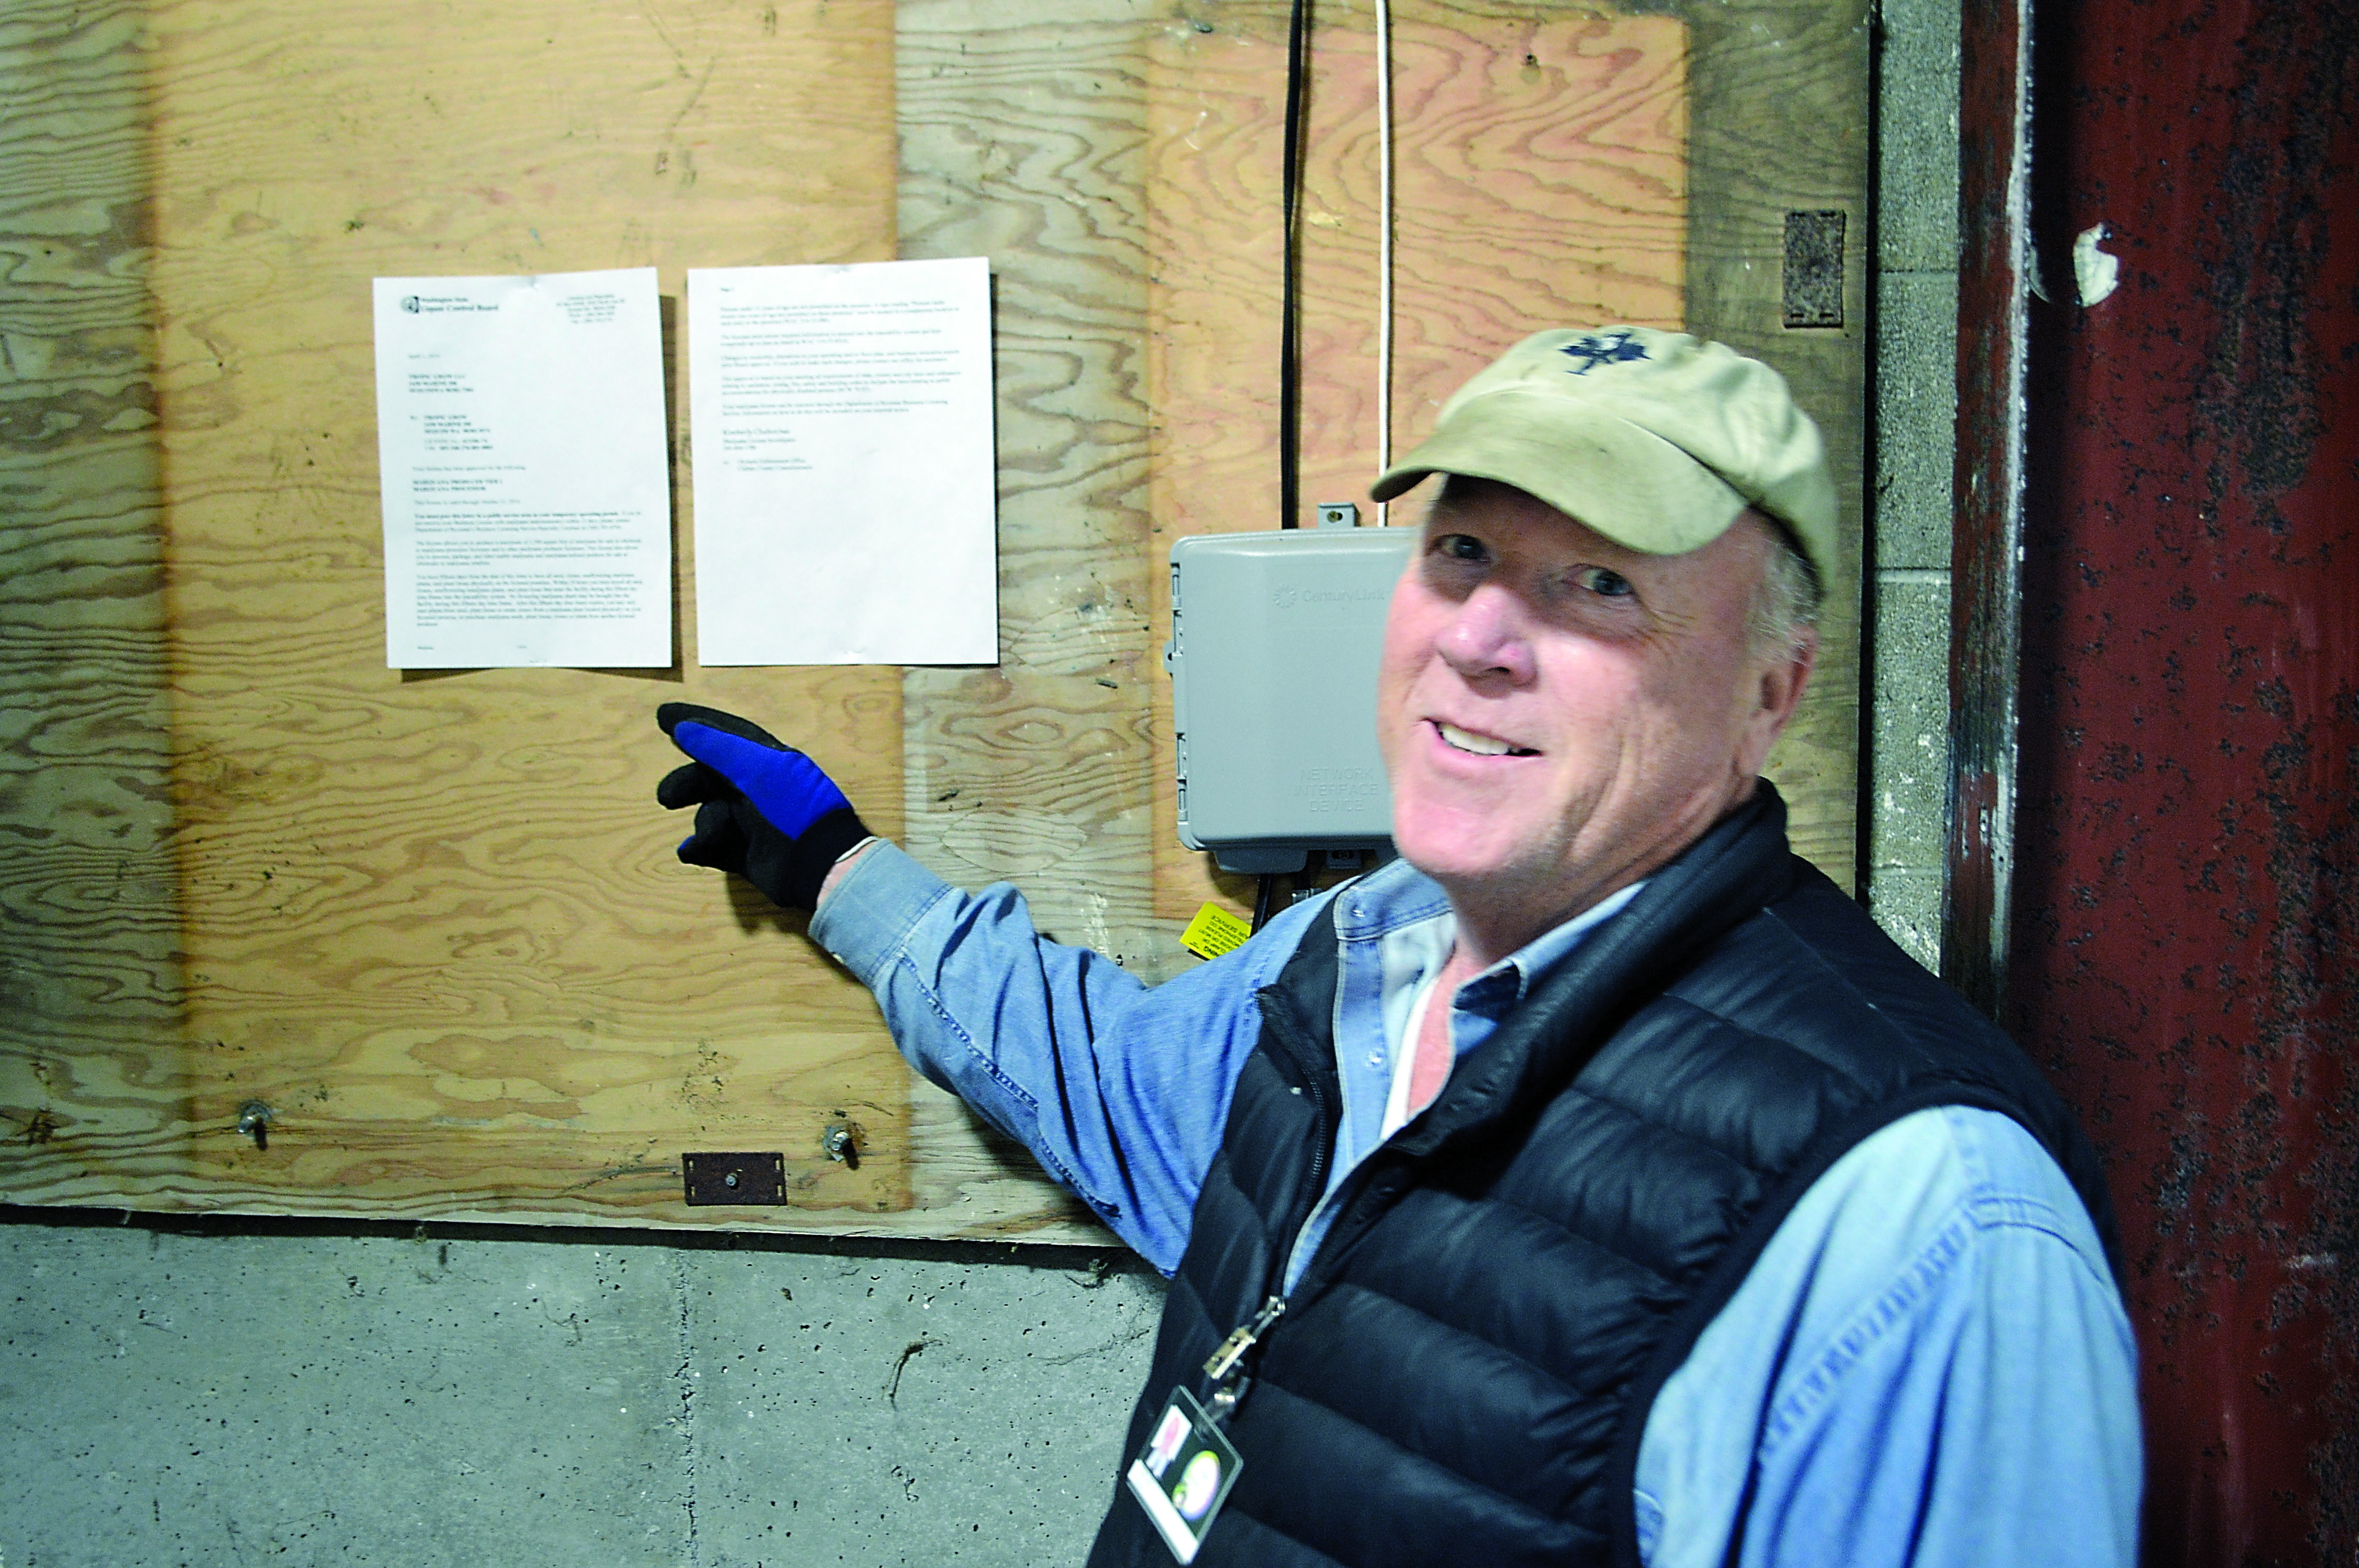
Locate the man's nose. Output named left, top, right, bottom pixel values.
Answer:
left=1435, top=584, right=1537, bottom=683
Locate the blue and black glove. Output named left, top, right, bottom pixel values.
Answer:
left=656, top=702, right=872, bottom=912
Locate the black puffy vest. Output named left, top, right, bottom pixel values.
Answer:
left=1087, top=787, right=2121, bottom=1568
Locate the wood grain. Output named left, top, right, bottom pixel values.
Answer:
left=881, top=0, right=1865, bottom=1238
left=891, top=0, right=1170, bottom=1243
left=4, top=0, right=931, bottom=1229
left=0, top=0, right=187, bottom=1175
left=1680, top=0, right=1870, bottom=882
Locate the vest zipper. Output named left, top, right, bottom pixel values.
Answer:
left=1199, top=1291, right=1287, bottom=1423
left=1210, top=985, right=1341, bottom=1417
left=1255, top=980, right=1338, bottom=1265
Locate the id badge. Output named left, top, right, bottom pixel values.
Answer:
left=1124, top=1386, right=1243, bottom=1564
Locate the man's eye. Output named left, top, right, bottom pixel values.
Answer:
left=1434, top=533, right=1486, bottom=562
left=1575, top=566, right=1634, bottom=597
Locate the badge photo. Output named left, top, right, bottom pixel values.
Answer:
left=1125, top=1387, right=1244, bottom=1563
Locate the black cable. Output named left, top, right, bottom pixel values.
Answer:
left=1251, top=1, right=1313, bottom=929
left=1278, top=0, right=1309, bottom=529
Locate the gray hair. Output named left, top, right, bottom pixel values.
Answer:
left=1747, top=516, right=1822, bottom=659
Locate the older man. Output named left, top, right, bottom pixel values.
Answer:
left=655, top=328, right=2140, bottom=1567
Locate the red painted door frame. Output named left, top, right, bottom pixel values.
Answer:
left=1952, top=0, right=2358, bottom=1559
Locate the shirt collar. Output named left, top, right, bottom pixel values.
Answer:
left=1452, top=879, right=1648, bottom=1017
left=1337, top=856, right=1648, bottom=1012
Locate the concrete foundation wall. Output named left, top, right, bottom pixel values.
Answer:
left=2, top=1219, right=1162, bottom=1565
left=2, top=7, right=1961, bottom=1561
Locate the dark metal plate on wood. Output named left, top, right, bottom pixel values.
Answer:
left=1781, top=210, right=1847, bottom=327
left=681, top=1151, right=787, bottom=1206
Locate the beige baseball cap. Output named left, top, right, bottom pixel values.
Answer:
left=1370, top=326, right=1840, bottom=589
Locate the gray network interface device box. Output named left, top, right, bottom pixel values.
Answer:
left=1163, top=527, right=1415, bottom=873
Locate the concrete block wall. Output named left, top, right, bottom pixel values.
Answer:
left=2, top=15, right=1966, bottom=1564
left=1865, top=0, right=1963, bottom=970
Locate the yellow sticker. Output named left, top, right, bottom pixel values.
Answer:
left=1181, top=903, right=1253, bottom=961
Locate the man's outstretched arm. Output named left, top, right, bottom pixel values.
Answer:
left=656, top=704, right=1328, bottom=1271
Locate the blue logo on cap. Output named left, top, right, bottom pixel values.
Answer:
left=1560, top=330, right=1648, bottom=375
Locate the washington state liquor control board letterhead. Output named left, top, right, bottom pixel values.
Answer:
left=372, top=268, right=672, bottom=671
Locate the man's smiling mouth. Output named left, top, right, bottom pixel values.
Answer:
left=1436, top=720, right=1539, bottom=758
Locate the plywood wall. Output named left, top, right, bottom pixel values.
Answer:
left=1, top=0, right=185, bottom=1171
left=6, top=0, right=919, bottom=1228
left=888, top=0, right=1183, bottom=1241
left=3, top=0, right=1866, bottom=1240
left=1142, top=3, right=1696, bottom=917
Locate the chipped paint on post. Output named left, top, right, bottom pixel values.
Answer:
left=1943, top=0, right=2033, bottom=1013
left=2070, top=224, right=2119, bottom=308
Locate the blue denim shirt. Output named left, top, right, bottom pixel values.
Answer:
left=1284, top=873, right=1645, bottom=1293
left=813, top=845, right=2141, bottom=1567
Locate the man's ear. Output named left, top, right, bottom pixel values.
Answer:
left=1737, top=627, right=1818, bottom=779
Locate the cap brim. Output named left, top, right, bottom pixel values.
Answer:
left=1369, top=391, right=1750, bottom=558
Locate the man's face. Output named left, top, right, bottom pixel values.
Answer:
left=1375, top=479, right=1815, bottom=954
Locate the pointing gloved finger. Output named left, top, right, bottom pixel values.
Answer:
left=657, top=701, right=788, bottom=752
left=649, top=699, right=867, bottom=913
left=669, top=722, right=849, bottom=841
left=666, top=720, right=785, bottom=779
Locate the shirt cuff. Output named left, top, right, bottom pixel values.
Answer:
left=808, top=840, right=955, bottom=987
